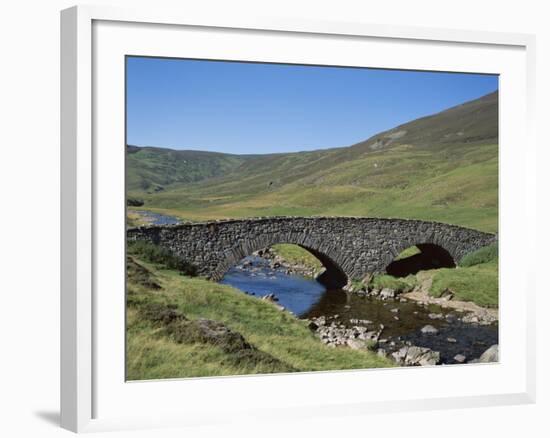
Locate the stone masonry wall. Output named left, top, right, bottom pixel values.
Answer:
left=127, top=217, right=497, bottom=282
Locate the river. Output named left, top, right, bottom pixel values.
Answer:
left=222, top=255, right=498, bottom=364
left=128, top=209, right=181, bottom=225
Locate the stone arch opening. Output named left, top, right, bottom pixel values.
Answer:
left=385, top=243, right=456, bottom=277
left=213, top=239, right=349, bottom=289
left=299, top=245, right=348, bottom=289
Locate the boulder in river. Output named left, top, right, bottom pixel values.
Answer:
left=420, top=324, right=439, bottom=335
left=261, top=293, right=279, bottom=302
left=379, top=288, right=396, bottom=300
left=369, top=288, right=381, bottom=297
left=477, top=344, right=499, bottom=363
left=392, top=346, right=440, bottom=366
left=454, top=354, right=466, bottom=363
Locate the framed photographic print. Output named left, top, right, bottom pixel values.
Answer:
left=61, top=5, right=536, bottom=433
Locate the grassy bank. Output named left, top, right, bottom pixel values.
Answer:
left=126, top=246, right=393, bottom=380
left=367, top=245, right=498, bottom=308
left=270, top=244, right=322, bottom=272
left=427, top=245, right=498, bottom=307
left=427, top=259, right=498, bottom=308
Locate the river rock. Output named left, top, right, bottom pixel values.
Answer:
left=390, top=308, right=399, bottom=313
left=445, top=313, right=457, bottom=322
left=461, top=313, right=480, bottom=324
left=308, top=320, right=319, bottom=331
left=478, top=344, right=499, bottom=363
left=392, top=346, right=440, bottom=366
left=454, top=354, right=466, bottom=363
left=420, top=325, right=439, bottom=335
left=446, top=337, right=457, bottom=343
left=428, top=313, right=444, bottom=320
left=379, top=288, right=396, bottom=300
left=440, top=289, right=454, bottom=300
left=261, top=293, right=279, bottom=302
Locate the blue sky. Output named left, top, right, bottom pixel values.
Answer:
left=126, top=57, right=498, bottom=154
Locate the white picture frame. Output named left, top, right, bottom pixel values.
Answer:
left=60, top=4, right=537, bottom=433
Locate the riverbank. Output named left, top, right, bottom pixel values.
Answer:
left=254, top=245, right=323, bottom=278
left=402, top=271, right=498, bottom=324
left=260, top=243, right=498, bottom=311
left=126, top=250, right=393, bottom=380
left=224, top=253, right=498, bottom=365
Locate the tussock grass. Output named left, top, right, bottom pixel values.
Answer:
left=370, top=274, right=417, bottom=292
left=428, top=259, right=498, bottom=308
left=126, top=256, right=393, bottom=380
left=428, top=245, right=498, bottom=307
left=459, top=244, right=498, bottom=267
left=127, top=240, right=197, bottom=276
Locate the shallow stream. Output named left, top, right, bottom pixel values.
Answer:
left=222, top=255, right=498, bottom=364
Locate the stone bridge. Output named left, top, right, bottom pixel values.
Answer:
left=127, top=217, right=497, bottom=288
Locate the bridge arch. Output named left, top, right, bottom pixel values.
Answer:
left=380, top=230, right=465, bottom=274
left=385, top=243, right=456, bottom=277
left=210, top=234, right=349, bottom=289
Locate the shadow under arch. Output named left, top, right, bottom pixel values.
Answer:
left=211, top=236, right=349, bottom=289
left=385, top=243, right=456, bottom=277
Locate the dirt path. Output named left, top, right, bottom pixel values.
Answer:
left=402, top=272, right=498, bottom=323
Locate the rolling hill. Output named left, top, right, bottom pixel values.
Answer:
left=126, top=146, right=257, bottom=192
left=127, top=91, right=498, bottom=232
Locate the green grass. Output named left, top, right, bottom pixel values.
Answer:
left=370, top=274, right=417, bottom=292
left=127, top=142, right=498, bottom=232
left=270, top=244, right=322, bottom=271
left=126, top=254, right=393, bottom=380
left=127, top=240, right=197, bottom=276
left=459, top=244, right=498, bottom=267
left=428, top=259, right=498, bottom=308
left=428, top=244, right=498, bottom=307
left=395, top=246, right=420, bottom=260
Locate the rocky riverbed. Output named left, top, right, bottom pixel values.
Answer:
left=223, top=252, right=499, bottom=367
left=306, top=312, right=498, bottom=366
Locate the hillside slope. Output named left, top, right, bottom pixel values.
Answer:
left=127, top=91, right=498, bottom=232
left=126, top=146, right=257, bottom=192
